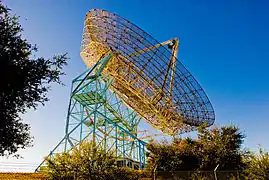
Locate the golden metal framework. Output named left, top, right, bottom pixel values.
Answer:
left=80, top=9, right=215, bottom=136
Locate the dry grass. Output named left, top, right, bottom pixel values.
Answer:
left=0, top=173, right=48, bottom=179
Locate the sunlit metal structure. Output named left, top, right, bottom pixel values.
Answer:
left=36, top=9, right=215, bottom=171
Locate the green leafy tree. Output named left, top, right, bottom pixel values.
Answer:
left=197, top=125, right=246, bottom=171
left=0, top=2, right=68, bottom=156
left=146, top=138, right=200, bottom=179
left=45, top=140, right=116, bottom=179
left=146, top=138, right=199, bottom=173
left=146, top=125, right=246, bottom=179
left=45, top=140, right=140, bottom=180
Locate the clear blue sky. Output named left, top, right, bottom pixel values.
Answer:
left=2, top=0, right=269, bottom=171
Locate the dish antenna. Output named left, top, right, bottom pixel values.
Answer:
left=36, top=9, right=215, bottom=171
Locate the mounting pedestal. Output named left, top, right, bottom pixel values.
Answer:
left=36, top=54, right=146, bottom=171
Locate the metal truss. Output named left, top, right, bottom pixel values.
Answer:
left=35, top=53, right=146, bottom=171
left=36, top=8, right=216, bottom=172
left=80, top=9, right=215, bottom=136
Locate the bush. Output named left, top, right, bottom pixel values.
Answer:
left=105, top=167, right=140, bottom=180
left=44, top=140, right=142, bottom=180
left=244, top=147, right=269, bottom=179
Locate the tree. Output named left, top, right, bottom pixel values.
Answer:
left=45, top=140, right=115, bottom=179
left=245, top=147, right=269, bottom=179
left=0, top=2, right=68, bottom=156
left=146, top=125, right=247, bottom=179
left=197, top=125, right=246, bottom=171
left=45, top=140, right=140, bottom=180
left=146, top=138, right=200, bottom=179
left=146, top=138, right=199, bottom=172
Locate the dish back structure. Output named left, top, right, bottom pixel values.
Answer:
left=81, top=9, right=215, bottom=135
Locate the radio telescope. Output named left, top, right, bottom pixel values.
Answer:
left=36, top=9, right=215, bottom=171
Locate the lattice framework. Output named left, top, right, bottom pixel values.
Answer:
left=81, top=9, right=215, bottom=135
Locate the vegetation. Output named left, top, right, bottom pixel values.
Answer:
left=244, top=147, right=269, bottom=179
left=0, top=173, right=48, bottom=180
left=0, top=2, right=67, bottom=156
left=41, top=125, right=268, bottom=179
left=146, top=125, right=249, bottom=179
left=43, top=125, right=269, bottom=179
left=1, top=2, right=269, bottom=180
left=45, top=140, right=140, bottom=180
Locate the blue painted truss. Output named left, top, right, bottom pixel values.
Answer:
left=36, top=54, right=146, bottom=171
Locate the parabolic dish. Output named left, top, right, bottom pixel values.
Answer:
left=80, top=9, right=215, bottom=135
